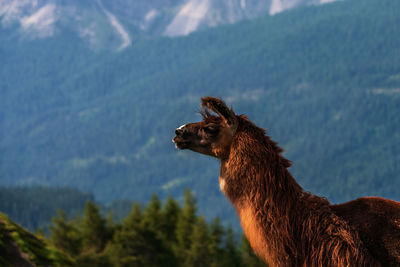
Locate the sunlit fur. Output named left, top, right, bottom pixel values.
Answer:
left=173, top=96, right=400, bottom=266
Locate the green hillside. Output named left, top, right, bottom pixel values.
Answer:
left=0, top=0, right=399, bottom=226
left=0, top=213, right=72, bottom=266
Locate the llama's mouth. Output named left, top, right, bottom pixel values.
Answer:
left=172, top=136, right=191, bottom=149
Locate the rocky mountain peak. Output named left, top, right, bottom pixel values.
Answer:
left=0, top=0, right=338, bottom=50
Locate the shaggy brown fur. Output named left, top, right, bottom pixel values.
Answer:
left=173, top=96, right=400, bottom=266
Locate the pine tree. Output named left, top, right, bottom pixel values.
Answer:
left=122, top=202, right=143, bottom=230
left=107, top=200, right=177, bottom=266
left=49, top=209, right=81, bottom=257
left=46, top=191, right=253, bottom=267
left=142, top=193, right=162, bottom=235
left=175, top=188, right=197, bottom=264
left=75, top=201, right=113, bottom=266
left=80, top=201, right=109, bottom=253
left=110, top=224, right=170, bottom=266
left=160, top=195, right=181, bottom=245
left=208, top=217, right=224, bottom=267
left=186, top=216, right=211, bottom=267
left=222, top=226, right=242, bottom=267
left=106, top=203, right=143, bottom=266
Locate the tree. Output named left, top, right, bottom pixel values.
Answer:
left=186, top=216, right=211, bottom=267
left=46, top=190, right=256, bottom=267
left=174, top=188, right=197, bottom=263
left=106, top=203, right=142, bottom=266
left=221, top=226, right=242, bottom=267
left=106, top=201, right=177, bottom=266
left=160, top=195, right=181, bottom=244
left=80, top=201, right=110, bottom=253
left=122, top=202, right=142, bottom=230
left=142, top=193, right=162, bottom=236
left=208, top=218, right=224, bottom=267
left=49, top=209, right=81, bottom=257
left=75, top=201, right=113, bottom=266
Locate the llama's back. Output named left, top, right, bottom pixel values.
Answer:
left=331, top=197, right=400, bottom=266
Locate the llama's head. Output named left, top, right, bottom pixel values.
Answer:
left=173, top=97, right=238, bottom=159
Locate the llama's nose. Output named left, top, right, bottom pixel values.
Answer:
left=175, top=128, right=183, bottom=136
left=175, top=124, right=187, bottom=136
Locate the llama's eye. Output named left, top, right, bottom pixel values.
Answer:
left=203, top=126, right=219, bottom=134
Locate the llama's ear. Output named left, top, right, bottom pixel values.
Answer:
left=201, top=97, right=237, bottom=128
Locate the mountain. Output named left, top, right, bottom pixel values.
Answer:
left=0, top=0, right=336, bottom=50
left=0, top=0, right=400, bottom=225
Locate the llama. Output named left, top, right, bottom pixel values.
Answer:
left=173, top=96, right=400, bottom=266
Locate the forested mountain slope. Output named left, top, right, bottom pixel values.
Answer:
left=0, top=0, right=399, bottom=224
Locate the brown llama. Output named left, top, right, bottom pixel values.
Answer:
left=172, top=96, right=400, bottom=266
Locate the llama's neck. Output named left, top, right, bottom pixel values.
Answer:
left=220, top=158, right=305, bottom=265
left=220, top=144, right=306, bottom=264
left=219, top=121, right=326, bottom=265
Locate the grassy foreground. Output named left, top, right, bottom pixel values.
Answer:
left=0, top=213, right=73, bottom=266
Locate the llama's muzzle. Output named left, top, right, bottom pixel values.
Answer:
left=172, top=125, right=188, bottom=149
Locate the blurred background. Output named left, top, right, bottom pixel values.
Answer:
left=0, top=0, right=399, bottom=253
